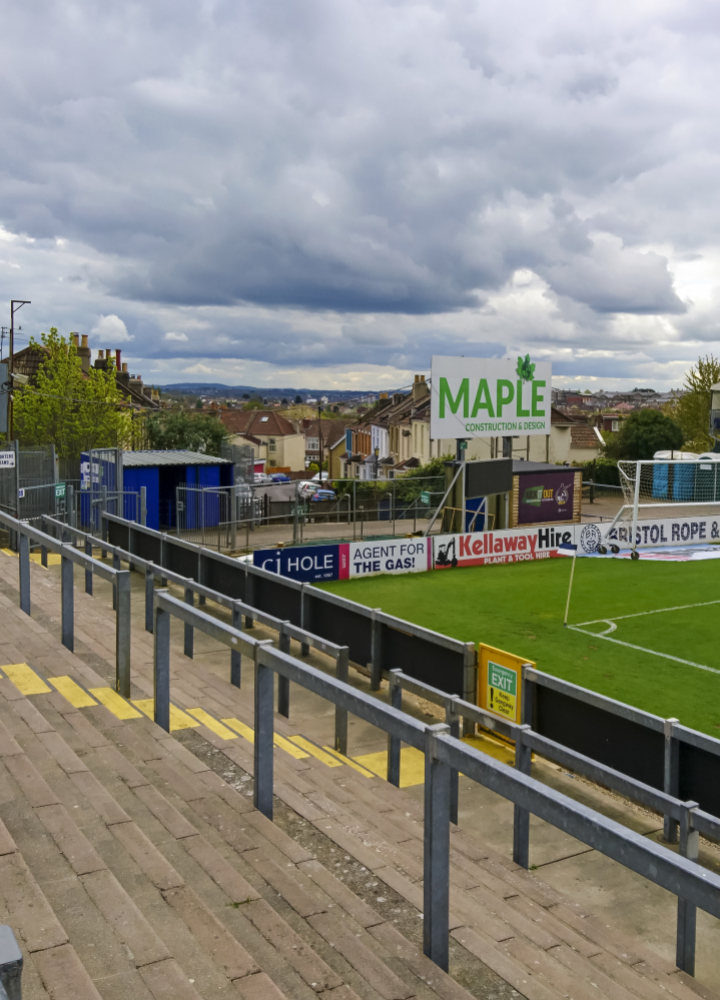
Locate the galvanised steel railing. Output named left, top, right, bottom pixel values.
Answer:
left=151, top=587, right=720, bottom=978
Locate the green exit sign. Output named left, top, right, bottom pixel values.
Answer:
left=459, top=440, right=467, bottom=450
left=55, top=483, right=66, bottom=498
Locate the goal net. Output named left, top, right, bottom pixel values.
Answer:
left=609, top=458, right=720, bottom=551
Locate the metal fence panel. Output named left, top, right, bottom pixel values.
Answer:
left=305, top=591, right=372, bottom=667
left=533, top=683, right=664, bottom=788
left=380, top=624, right=467, bottom=696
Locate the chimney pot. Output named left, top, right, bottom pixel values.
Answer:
left=81, top=334, right=88, bottom=348
left=116, top=349, right=121, bottom=371
left=98, top=350, right=104, bottom=359
left=122, top=362, right=128, bottom=372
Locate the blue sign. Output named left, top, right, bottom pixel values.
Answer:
left=254, top=544, right=340, bottom=582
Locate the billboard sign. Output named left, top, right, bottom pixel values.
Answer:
left=339, top=538, right=431, bottom=578
left=517, top=472, right=574, bottom=525
left=430, top=355, right=551, bottom=440
left=253, top=544, right=341, bottom=582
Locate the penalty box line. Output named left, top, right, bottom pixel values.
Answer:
left=566, top=624, right=720, bottom=676
left=576, top=597, right=720, bottom=627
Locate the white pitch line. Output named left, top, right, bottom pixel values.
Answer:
left=576, top=597, right=720, bottom=627
left=567, top=625, right=720, bottom=676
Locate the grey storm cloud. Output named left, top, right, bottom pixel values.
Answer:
left=0, top=0, right=717, bottom=380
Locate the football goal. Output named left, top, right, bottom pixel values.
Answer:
left=608, top=458, right=720, bottom=557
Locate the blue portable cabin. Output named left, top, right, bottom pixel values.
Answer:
left=119, top=450, right=233, bottom=531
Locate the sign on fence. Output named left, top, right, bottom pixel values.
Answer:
left=339, top=538, right=431, bottom=578
left=254, top=537, right=433, bottom=582
left=478, top=643, right=533, bottom=724
left=55, top=483, right=66, bottom=499
left=254, top=544, right=340, bottom=582
left=0, top=450, right=16, bottom=469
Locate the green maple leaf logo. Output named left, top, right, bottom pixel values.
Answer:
left=516, top=354, right=536, bottom=382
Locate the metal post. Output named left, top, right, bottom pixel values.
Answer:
left=231, top=602, right=242, bottom=687
left=40, top=542, right=47, bottom=567
left=183, top=586, right=194, bottom=658
left=630, top=461, right=641, bottom=557
left=254, top=645, right=275, bottom=819
left=462, top=643, right=477, bottom=737
left=153, top=599, right=170, bottom=733
left=676, top=801, right=699, bottom=975
left=387, top=669, right=402, bottom=786
left=0, top=923, right=23, bottom=1000
left=277, top=623, right=290, bottom=718
left=101, top=486, right=108, bottom=556
left=445, top=696, right=460, bottom=825
left=115, top=571, right=131, bottom=699
left=68, top=483, right=75, bottom=528
left=197, top=552, right=206, bottom=606
left=513, top=724, right=532, bottom=868
left=423, top=723, right=451, bottom=971
left=335, top=646, right=349, bottom=756
left=112, top=551, right=120, bottom=610
left=61, top=547, right=74, bottom=652
left=245, top=571, right=255, bottom=628
left=664, top=718, right=680, bottom=843
left=84, top=536, right=93, bottom=594
left=18, top=532, right=30, bottom=615
left=145, top=565, right=154, bottom=633
left=370, top=608, right=382, bottom=691
left=140, top=485, right=147, bottom=526
left=160, top=534, right=168, bottom=586
left=300, top=583, right=310, bottom=656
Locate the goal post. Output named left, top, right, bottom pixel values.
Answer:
left=609, top=458, right=720, bottom=555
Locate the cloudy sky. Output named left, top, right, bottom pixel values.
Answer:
left=1, top=0, right=720, bottom=391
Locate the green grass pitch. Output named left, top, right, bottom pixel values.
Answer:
left=319, top=557, right=720, bottom=737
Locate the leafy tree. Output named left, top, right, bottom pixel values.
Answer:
left=294, top=395, right=302, bottom=404
left=14, top=328, right=124, bottom=460
left=668, top=355, right=720, bottom=452
left=242, top=397, right=265, bottom=411
left=145, top=410, right=227, bottom=456
left=604, top=409, right=683, bottom=461
left=195, top=398, right=203, bottom=409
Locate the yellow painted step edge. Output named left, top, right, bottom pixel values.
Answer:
left=89, top=687, right=142, bottom=720
left=187, top=708, right=237, bottom=741
left=288, top=735, right=343, bottom=767
left=132, top=699, right=200, bottom=732
left=221, top=718, right=310, bottom=759
left=1, top=663, right=51, bottom=696
left=321, top=746, right=375, bottom=777
left=49, top=676, right=97, bottom=708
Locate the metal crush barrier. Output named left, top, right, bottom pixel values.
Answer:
left=1, top=512, right=720, bottom=976
left=0, top=509, right=131, bottom=698
left=152, top=587, right=720, bottom=977
left=0, top=925, right=22, bottom=1000
left=42, top=515, right=352, bottom=754
left=100, top=511, right=478, bottom=705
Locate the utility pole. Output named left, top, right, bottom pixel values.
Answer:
left=317, top=403, right=323, bottom=474
left=8, top=300, right=30, bottom=440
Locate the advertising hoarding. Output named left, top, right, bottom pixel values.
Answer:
left=253, top=544, right=341, bottom=582
left=339, top=538, right=431, bottom=578
left=517, top=472, right=575, bottom=525
left=430, top=355, right=552, bottom=440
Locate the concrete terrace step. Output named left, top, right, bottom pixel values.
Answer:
left=0, top=666, right=480, bottom=1000
left=2, top=549, right=720, bottom=1000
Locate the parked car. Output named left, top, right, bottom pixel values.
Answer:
left=310, top=488, right=336, bottom=501
left=311, top=471, right=329, bottom=482
left=297, top=480, right=319, bottom=499
left=270, top=473, right=292, bottom=483
left=253, top=473, right=274, bottom=486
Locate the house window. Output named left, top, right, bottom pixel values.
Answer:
left=611, top=420, right=619, bottom=433
left=269, top=438, right=276, bottom=452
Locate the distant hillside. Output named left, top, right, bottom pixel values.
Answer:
left=157, top=382, right=377, bottom=401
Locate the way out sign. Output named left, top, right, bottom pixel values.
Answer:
left=478, top=643, right=534, bottom=724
